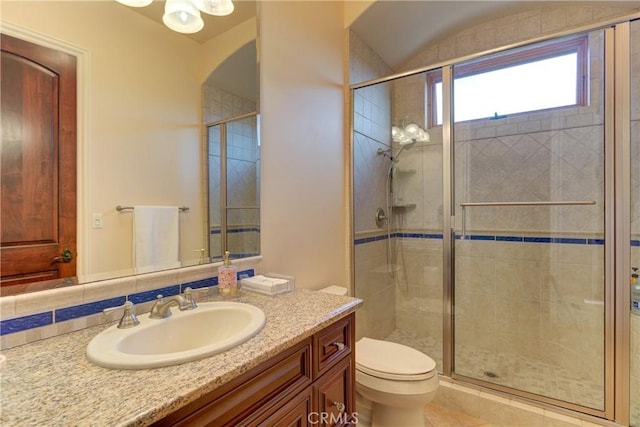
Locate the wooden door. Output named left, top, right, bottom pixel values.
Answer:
left=0, top=34, right=77, bottom=291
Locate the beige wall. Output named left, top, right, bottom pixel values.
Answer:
left=259, top=1, right=347, bottom=290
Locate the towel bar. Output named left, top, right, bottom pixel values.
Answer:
left=116, top=205, right=190, bottom=212
left=459, top=200, right=596, bottom=238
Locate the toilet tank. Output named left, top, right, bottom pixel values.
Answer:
left=318, top=285, right=348, bottom=296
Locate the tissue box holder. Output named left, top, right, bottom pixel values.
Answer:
left=240, top=273, right=295, bottom=296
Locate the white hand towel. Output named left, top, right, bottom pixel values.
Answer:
left=133, top=206, right=180, bottom=274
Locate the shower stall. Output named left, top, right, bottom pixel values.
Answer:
left=351, top=16, right=639, bottom=425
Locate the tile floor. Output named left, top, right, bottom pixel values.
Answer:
left=425, top=403, right=494, bottom=427
left=386, top=328, right=603, bottom=410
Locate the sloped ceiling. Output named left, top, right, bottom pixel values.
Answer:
left=349, top=0, right=639, bottom=70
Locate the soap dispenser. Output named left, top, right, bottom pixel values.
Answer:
left=218, top=251, right=238, bottom=297
left=631, top=267, right=640, bottom=315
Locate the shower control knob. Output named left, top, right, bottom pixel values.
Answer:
left=375, top=208, right=388, bottom=227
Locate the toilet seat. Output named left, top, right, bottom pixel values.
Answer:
left=356, top=337, right=437, bottom=381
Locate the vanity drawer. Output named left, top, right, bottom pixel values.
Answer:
left=313, top=313, right=353, bottom=378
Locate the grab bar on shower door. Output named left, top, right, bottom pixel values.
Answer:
left=459, top=200, right=597, bottom=239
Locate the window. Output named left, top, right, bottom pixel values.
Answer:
left=427, top=36, right=588, bottom=126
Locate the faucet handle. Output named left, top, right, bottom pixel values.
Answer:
left=182, top=287, right=198, bottom=310
left=103, top=300, right=140, bottom=329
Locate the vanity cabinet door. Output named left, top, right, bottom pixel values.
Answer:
left=252, top=386, right=313, bottom=427
left=313, top=356, right=354, bottom=427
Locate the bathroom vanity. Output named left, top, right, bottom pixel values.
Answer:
left=155, top=313, right=355, bottom=426
left=0, top=290, right=361, bottom=426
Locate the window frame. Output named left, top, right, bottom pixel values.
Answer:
left=426, top=35, right=589, bottom=128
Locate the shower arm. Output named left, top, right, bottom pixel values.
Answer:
left=459, top=200, right=596, bottom=238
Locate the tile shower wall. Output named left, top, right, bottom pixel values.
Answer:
left=203, top=84, right=259, bottom=259
left=350, top=30, right=396, bottom=341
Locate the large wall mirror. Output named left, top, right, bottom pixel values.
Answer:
left=1, top=0, right=259, bottom=295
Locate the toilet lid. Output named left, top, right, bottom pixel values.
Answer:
left=356, top=337, right=437, bottom=380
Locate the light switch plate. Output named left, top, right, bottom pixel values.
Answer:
left=92, top=213, right=103, bottom=229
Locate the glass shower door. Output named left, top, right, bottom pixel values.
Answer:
left=452, top=30, right=607, bottom=411
left=351, top=71, right=445, bottom=371
left=630, top=18, right=639, bottom=427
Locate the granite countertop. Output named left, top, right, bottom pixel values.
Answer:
left=0, top=289, right=362, bottom=426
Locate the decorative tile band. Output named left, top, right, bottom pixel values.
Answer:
left=0, top=312, right=53, bottom=336
left=0, top=269, right=254, bottom=336
left=210, top=228, right=261, bottom=235
left=354, top=232, right=627, bottom=246
left=56, top=296, right=126, bottom=323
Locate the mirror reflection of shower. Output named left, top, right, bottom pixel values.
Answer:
left=377, top=123, right=430, bottom=277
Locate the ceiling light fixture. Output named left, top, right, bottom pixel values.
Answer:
left=392, top=123, right=430, bottom=144
left=198, top=0, right=235, bottom=16
left=163, top=0, right=204, bottom=34
left=114, top=0, right=235, bottom=34
left=115, top=0, right=153, bottom=7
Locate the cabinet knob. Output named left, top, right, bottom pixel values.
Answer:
left=334, top=401, right=346, bottom=412
left=333, top=342, right=345, bottom=351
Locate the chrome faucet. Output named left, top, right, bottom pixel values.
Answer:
left=149, top=287, right=198, bottom=319
left=103, top=300, right=140, bottom=329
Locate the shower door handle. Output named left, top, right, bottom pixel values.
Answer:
left=459, top=200, right=596, bottom=238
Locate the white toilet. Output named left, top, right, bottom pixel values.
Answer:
left=355, top=337, right=438, bottom=427
left=317, top=286, right=438, bottom=427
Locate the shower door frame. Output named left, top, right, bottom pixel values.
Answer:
left=206, top=111, right=260, bottom=261
left=443, top=24, right=619, bottom=421
left=349, top=13, right=638, bottom=426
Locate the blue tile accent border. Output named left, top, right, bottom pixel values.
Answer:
left=355, top=232, right=608, bottom=245
left=181, top=277, right=217, bottom=291
left=210, top=228, right=260, bottom=235
left=1, top=312, right=53, bottom=336
left=496, top=236, right=523, bottom=242
left=128, top=285, right=181, bottom=305
left=0, top=269, right=257, bottom=337
left=56, top=296, right=126, bottom=323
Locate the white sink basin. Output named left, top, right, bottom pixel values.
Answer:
left=86, top=301, right=266, bottom=370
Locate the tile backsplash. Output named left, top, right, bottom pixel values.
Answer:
left=0, top=256, right=263, bottom=350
